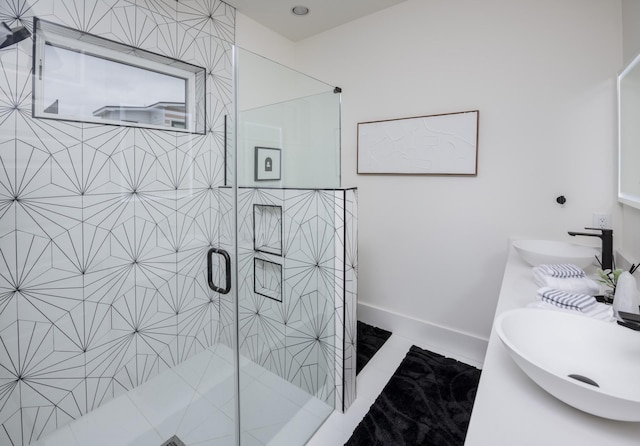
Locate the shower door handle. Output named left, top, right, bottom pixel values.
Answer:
left=207, top=248, right=231, bottom=294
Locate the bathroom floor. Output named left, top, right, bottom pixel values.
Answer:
left=32, top=345, right=332, bottom=446
left=32, top=332, right=481, bottom=446
left=307, top=331, right=483, bottom=445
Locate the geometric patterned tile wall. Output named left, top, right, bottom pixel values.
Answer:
left=234, top=187, right=357, bottom=411
left=0, top=1, right=234, bottom=444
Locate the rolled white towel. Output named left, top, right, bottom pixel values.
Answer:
left=537, top=264, right=585, bottom=278
left=526, top=301, right=615, bottom=322
left=532, top=267, right=600, bottom=295
left=536, top=287, right=597, bottom=311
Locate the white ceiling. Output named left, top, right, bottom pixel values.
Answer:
left=224, top=0, right=407, bottom=41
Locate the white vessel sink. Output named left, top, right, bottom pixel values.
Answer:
left=496, top=308, right=640, bottom=421
left=512, top=239, right=598, bottom=268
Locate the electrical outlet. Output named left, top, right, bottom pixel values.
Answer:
left=592, top=213, right=611, bottom=229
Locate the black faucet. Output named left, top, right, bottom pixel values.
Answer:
left=567, top=227, right=613, bottom=270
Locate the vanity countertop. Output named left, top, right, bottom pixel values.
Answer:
left=465, top=243, right=640, bottom=445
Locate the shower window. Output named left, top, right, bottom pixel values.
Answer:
left=32, top=18, right=206, bottom=133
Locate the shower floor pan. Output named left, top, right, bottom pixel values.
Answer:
left=32, top=345, right=332, bottom=446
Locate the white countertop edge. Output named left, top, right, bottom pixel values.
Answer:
left=464, top=241, right=640, bottom=445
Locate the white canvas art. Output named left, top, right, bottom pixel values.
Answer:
left=357, top=110, right=479, bottom=175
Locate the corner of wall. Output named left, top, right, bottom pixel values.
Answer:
left=235, top=12, right=296, bottom=68
left=357, top=302, right=488, bottom=368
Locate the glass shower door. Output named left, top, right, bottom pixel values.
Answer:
left=0, top=5, right=346, bottom=442
left=0, top=8, right=241, bottom=445
left=232, top=48, right=343, bottom=445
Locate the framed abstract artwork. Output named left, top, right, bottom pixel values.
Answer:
left=357, top=110, right=479, bottom=175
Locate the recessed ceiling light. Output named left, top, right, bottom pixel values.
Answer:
left=291, top=6, right=309, bottom=16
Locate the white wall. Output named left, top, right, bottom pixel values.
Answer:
left=235, top=13, right=296, bottom=67
left=623, top=0, right=640, bottom=65
left=239, top=0, right=623, bottom=340
left=236, top=45, right=331, bottom=111
left=620, top=0, right=640, bottom=265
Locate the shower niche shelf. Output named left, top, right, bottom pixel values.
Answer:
left=254, top=257, right=283, bottom=301
left=253, top=204, right=283, bottom=256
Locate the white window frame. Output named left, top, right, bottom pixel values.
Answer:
left=32, top=18, right=206, bottom=134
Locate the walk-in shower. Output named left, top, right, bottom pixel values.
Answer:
left=0, top=1, right=356, bottom=445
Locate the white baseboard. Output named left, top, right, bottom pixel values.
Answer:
left=358, top=302, right=488, bottom=368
